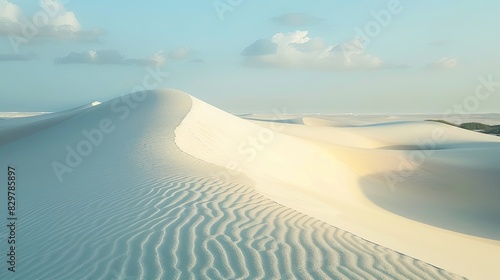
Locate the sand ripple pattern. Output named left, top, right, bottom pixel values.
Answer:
left=11, top=174, right=465, bottom=280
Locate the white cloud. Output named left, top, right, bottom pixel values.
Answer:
left=241, top=39, right=277, bottom=56
left=426, top=57, right=458, bottom=70
left=242, top=30, right=385, bottom=71
left=294, top=37, right=327, bottom=53
left=0, top=0, right=23, bottom=24
left=168, top=47, right=206, bottom=64
left=151, top=50, right=167, bottom=65
left=41, top=0, right=81, bottom=32
left=0, top=0, right=100, bottom=42
left=55, top=50, right=166, bottom=67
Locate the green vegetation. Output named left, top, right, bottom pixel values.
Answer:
left=426, top=119, right=457, bottom=126
left=426, top=120, right=500, bottom=136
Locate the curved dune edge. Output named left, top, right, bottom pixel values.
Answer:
left=0, top=102, right=100, bottom=146
left=175, top=94, right=500, bottom=280
left=0, top=89, right=465, bottom=279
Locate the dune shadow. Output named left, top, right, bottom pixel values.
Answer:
left=240, top=116, right=304, bottom=124
left=358, top=169, right=500, bottom=241
left=377, top=142, right=500, bottom=151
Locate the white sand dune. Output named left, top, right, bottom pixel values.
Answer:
left=176, top=94, right=500, bottom=279
left=0, top=89, right=495, bottom=279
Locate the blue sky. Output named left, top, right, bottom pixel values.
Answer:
left=1, top=0, right=499, bottom=113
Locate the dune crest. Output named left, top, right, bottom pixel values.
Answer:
left=175, top=92, right=500, bottom=280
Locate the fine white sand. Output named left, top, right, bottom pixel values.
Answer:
left=1, top=89, right=496, bottom=279
left=176, top=94, right=500, bottom=280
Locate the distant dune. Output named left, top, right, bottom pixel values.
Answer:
left=1, top=89, right=498, bottom=279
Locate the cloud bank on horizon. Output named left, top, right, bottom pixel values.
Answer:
left=426, top=57, right=459, bottom=71
left=54, top=50, right=166, bottom=67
